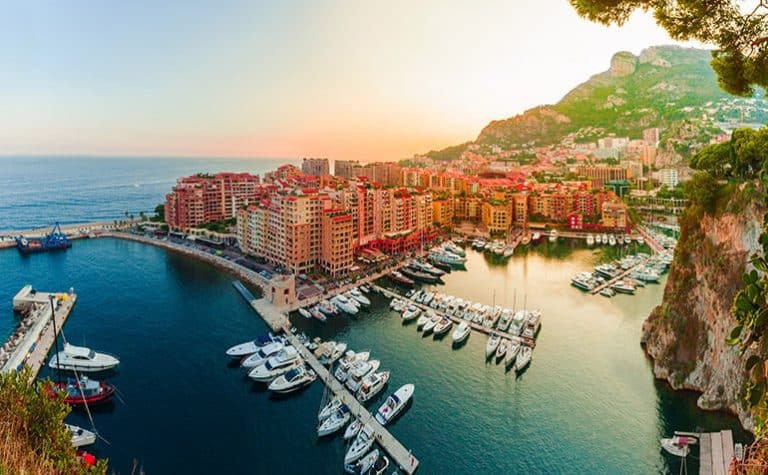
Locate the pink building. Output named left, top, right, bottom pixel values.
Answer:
left=165, top=173, right=261, bottom=229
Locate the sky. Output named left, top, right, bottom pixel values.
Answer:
left=0, top=0, right=707, bottom=161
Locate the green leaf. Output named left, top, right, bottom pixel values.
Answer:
left=751, top=269, right=759, bottom=283
left=746, top=355, right=762, bottom=371
left=749, top=381, right=766, bottom=407
left=756, top=308, right=768, bottom=330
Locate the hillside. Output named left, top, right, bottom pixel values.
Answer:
left=423, top=46, right=767, bottom=161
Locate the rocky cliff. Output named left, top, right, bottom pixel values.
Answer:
left=641, top=183, right=765, bottom=430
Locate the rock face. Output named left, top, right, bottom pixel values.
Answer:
left=609, top=51, right=637, bottom=77
left=642, top=186, right=764, bottom=431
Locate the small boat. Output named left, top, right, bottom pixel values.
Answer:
left=334, top=351, right=371, bottom=382
left=298, top=307, right=312, bottom=319
left=486, top=334, right=501, bottom=358
left=240, top=341, right=285, bottom=368
left=389, top=271, right=415, bottom=287
left=357, top=370, right=390, bottom=403
left=599, top=288, right=615, bottom=298
left=345, top=425, right=375, bottom=465
left=343, top=418, right=364, bottom=440
left=515, top=346, right=532, bottom=373
left=370, top=454, right=390, bottom=475
left=248, top=347, right=302, bottom=382
left=401, top=267, right=441, bottom=284
left=226, top=334, right=280, bottom=357
left=422, top=314, right=440, bottom=335
left=451, top=321, right=470, bottom=343
left=319, top=300, right=337, bottom=316
left=521, top=234, right=531, bottom=246
left=503, top=245, right=515, bottom=258
left=608, top=234, right=617, bottom=246
left=611, top=280, right=636, bottom=295
left=430, top=259, right=452, bottom=273
left=359, top=284, right=371, bottom=293
left=636, top=235, right=645, bottom=245
left=346, top=360, right=381, bottom=393
left=346, top=449, right=379, bottom=475
left=444, top=242, right=465, bottom=257
left=310, top=305, right=327, bottom=322
left=586, top=234, right=595, bottom=246
left=375, top=384, right=414, bottom=426
left=318, top=395, right=344, bottom=421
left=268, top=365, right=316, bottom=393
left=548, top=229, right=558, bottom=243
left=317, top=404, right=351, bottom=437
left=332, top=295, right=359, bottom=315
left=505, top=338, right=521, bottom=367
left=348, top=288, right=371, bottom=307
left=531, top=232, right=542, bottom=243
left=66, top=424, right=96, bottom=447
left=49, top=343, right=120, bottom=373
left=401, top=305, right=421, bottom=322
left=52, top=376, right=115, bottom=406
left=415, top=314, right=429, bottom=329
left=327, top=342, right=349, bottom=365
left=601, top=233, right=608, bottom=245
left=595, top=234, right=603, bottom=245
left=433, top=317, right=453, bottom=337
left=495, top=338, right=509, bottom=361
left=661, top=436, right=694, bottom=457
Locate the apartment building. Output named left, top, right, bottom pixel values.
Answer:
left=165, top=173, right=261, bottom=229
left=301, top=157, right=330, bottom=176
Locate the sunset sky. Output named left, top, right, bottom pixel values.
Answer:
left=0, top=1, right=706, bottom=161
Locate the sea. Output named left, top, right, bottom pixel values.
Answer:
left=0, top=156, right=750, bottom=474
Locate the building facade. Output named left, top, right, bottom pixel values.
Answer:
left=301, top=158, right=330, bottom=176
left=165, top=173, right=261, bottom=229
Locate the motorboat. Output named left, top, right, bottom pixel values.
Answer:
left=429, top=259, right=452, bottom=273
left=415, top=313, right=429, bottom=329
left=595, top=234, right=603, bottom=245
left=248, top=347, right=302, bottom=381
left=49, top=343, right=120, bottom=373
left=240, top=341, right=285, bottom=368
left=422, top=314, right=440, bottom=335
left=401, top=266, right=441, bottom=284
left=327, top=342, right=349, bottom=365
left=521, top=234, right=531, bottom=246
left=319, top=300, right=337, bottom=316
left=486, top=334, right=501, bottom=358
left=611, top=281, right=636, bottom=295
left=594, top=264, right=618, bottom=279
left=586, top=234, right=595, bottom=246
left=571, top=273, right=597, bottom=291
left=348, top=288, right=371, bottom=307
left=495, top=338, right=509, bottom=361
left=505, top=338, right=521, bottom=367
left=531, top=232, right=542, bottom=243
left=451, top=321, right=470, bottom=343
left=370, top=454, right=390, bottom=475
left=444, top=242, right=465, bottom=257
left=601, top=233, right=609, bottom=245
left=52, top=376, right=115, bottom=406
left=309, top=305, right=327, bottom=322
left=389, top=271, right=415, bottom=287
left=428, top=250, right=467, bottom=266
left=334, top=351, right=370, bottom=382
left=357, top=370, right=390, bottom=403
left=344, top=424, right=375, bottom=465
left=343, top=418, right=364, bottom=440
left=608, top=235, right=617, bottom=246
left=515, top=346, right=532, bottom=372
left=332, top=295, right=359, bottom=315
left=317, top=404, right=351, bottom=437
left=318, top=395, right=344, bottom=421
left=503, top=245, right=515, bottom=258
left=346, top=360, right=381, bottom=393
left=637, top=235, right=645, bottom=245
left=346, top=449, right=380, bottom=475
left=599, top=288, right=616, bottom=297
left=549, top=229, right=558, bottom=243
left=268, top=365, right=316, bottom=393
left=401, top=305, right=421, bottom=322
left=661, top=436, right=695, bottom=457
left=411, top=260, right=445, bottom=277
left=375, top=384, right=414, bottom=426
left=298, top=307, right=311, bottom=319
left=433, top=317, right=453, bottom=337
left=66, top=424, right=96, bottom=447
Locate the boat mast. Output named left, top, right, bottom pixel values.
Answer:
left=49, top=295, right=61, bottom=382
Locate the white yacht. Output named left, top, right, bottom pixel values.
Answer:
left=343, top=418, right=364, bottom=440
left=298, top=307, right=311, bottom=319
left=433, top=317, right=453, bottom=337
left=505, top=338, right=521, bottom=367
left=327, top=342, right=348, bottom=365
left=515, top=346, right=532, bottom=372
left=317, top=405, right=351, bottom=437
left=268, top=366, right=316, bottom=393
left=549, top=229, right=558, bottom=243
left=66, top=424, right=96, bottom=448
left=495, top=338, right=509, bottom=361
left=332, top=294, right=359, bottom=315
left=451, top=321, right=470, bottom=343
left=415, top=313, right=429, bottom=329
left=346, top=360, right=381, bottom=393
left=349, top=449, right=380, bottom=475
left=49, top=343, right=120, bottom=373
left=375, top=384, right=415, bottom=426
left=334, top=351, right=370, bottom=382
left=356, top=370, right=390, bottom=403
left=248, top=347, right=301, bottom=382
left=240, top=341, right=285, bottom=368
left=348, top=288, right=371, bottom=307
left=595, top=234, right=603, bottom=245
left=318, top=396, right=344, bottom=421
left=345, top=425, right=375, bottom=465
left=401, top=305, right=421, bottom=322
left=608, top=234, right=617, bottom=246
left=485, top=334, right=501, bottom=358
left=422, top=314, right=440, bottom=335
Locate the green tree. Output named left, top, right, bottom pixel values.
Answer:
left=684, top=171, right=720, bottom=213
left=569, top=1, right=768, bottom=96
left=690, top=141, right=733, bottom=178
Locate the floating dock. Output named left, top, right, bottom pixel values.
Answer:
left=285, top=332, right=420, bottom=474
left=2, top=285, right=76, bottom=380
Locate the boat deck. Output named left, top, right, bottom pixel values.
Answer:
left=372, top=285, right=536, bottom=348
left=589, top=259, right=650, bottom=295
left=285, top=332, right=420, bottom=474
left=2, top=288, right=77, bottom=381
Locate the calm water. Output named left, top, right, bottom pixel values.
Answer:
left=0, top=156, right=298, bottom=231
left=0, top=238, right=748, bottom=474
